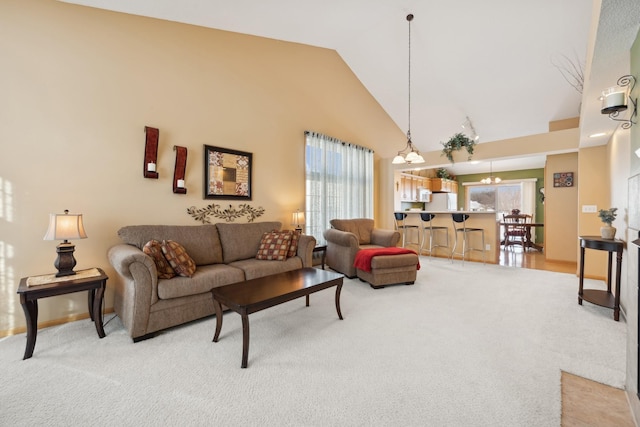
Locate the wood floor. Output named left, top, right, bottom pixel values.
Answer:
left=499, top=247, right=636, bottom=426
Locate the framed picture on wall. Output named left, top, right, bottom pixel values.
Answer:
left=203, top=145, right=252, bottom=200
left=553, top=172, right=573, bottom=188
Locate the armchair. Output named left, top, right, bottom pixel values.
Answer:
left=323, top=218, right=400, bottom=278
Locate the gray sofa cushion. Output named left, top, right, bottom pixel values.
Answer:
left=157, top=264, right=244, bottom=300
left=229, top=257, right=303, bottom=280
left=117, top=224, right=223, bottom=265
left=216, top=221, right=282, bottom=263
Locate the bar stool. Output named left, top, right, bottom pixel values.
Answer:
left=394, top=212, right=419, bottom=248
left=451, top=213, right=485, bottom=264
left=419, top=213, right=450, bottom=257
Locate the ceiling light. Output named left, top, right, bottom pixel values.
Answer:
left=392, top=14, right=424, bottom=165
left=480, top=161, right=501, bottom=184
left=589, top=132, right=606, bottom=138
left=461, top=116, right=480, bottom=142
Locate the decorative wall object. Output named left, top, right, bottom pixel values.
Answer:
left=203, top=145, right=252, bottom=200
left=553, top=172, right=574, bottom=187
left=187, top=204, right=265, bottom=223
left=172, top=145, right=188, bottom=194
left=144, top=126, right=159, bottom=179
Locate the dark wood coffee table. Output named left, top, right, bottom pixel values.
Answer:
left=212, top=267, right=344, bottom=368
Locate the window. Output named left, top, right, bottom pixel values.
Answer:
left=464, top=179, right=537, bottom=220
left=305, top=131, right=373, bottom=244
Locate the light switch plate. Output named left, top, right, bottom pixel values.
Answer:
left=582, top=205, right=597, bottom=213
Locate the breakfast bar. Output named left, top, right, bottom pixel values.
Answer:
left=394, top=211, right=499, bottom=264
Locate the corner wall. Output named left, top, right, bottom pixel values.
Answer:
left=626, top=25, right=640, bottom=424
left=544, top=153, right=579, bottom=263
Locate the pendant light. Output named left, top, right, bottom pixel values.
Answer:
left=392, top=14, right=425, bottom=165
left=481, top=161, right=501, bottom=184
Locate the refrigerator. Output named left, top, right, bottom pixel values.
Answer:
left=425, top=193, right=457, bottom=211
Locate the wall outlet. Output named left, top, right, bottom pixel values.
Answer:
left=485, top=244, right=491, bottom=251
left=582, top=205, right=598, bottom=213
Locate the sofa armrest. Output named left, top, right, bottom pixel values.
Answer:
left=323, top=228, right=360, bottom=277
left=108, top=244, right=159, bottom=338
left=323, top=228, right=359, bottom=248
left=297, top=234, right=316, bottom=267
left=371, top=228, right=401, bottom=247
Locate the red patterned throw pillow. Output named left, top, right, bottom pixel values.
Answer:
left=143, top=240, right=176, bottom=279
left=287, top=230, right=301, bottom=258
left=161, top=240, right=197, bottom=277
left=256, top=230, right=292, bottom=261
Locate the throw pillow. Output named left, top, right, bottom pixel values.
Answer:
left=143, top=240, right=176, bottom=279
left=161, top=240, right=197, bottom=277
left=287, top=230, right=301, bottom=258
left=256, top=230, right=292, bottom=261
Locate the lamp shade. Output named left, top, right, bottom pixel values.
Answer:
left=43, top=211, right=87, bottom=242
left=292, top=211, right=306, bottom=226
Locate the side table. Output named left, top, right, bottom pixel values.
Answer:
left=313, top=245, right=327, bottom=269
left=578, top=236, right=623, bottom=321
left=17, top=267, right=108, bottom=359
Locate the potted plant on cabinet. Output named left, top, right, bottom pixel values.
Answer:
left=441, top=133, right=476, bottom=163
left=598, top=207, right=617, bottom=239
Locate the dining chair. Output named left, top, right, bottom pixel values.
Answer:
left=502, top=214, right=531, bottom=250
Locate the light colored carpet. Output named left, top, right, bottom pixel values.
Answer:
left=0, top=259, right=626, bottom=426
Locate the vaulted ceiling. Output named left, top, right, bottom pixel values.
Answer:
left=61, top=0, right=640, bottom=174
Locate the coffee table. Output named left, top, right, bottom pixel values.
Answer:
left=212, top=267, right=344, bottom=368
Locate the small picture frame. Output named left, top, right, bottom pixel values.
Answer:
left=203, top=145, right=252, bottom=200
left=553, top=172, right=573, bottom=188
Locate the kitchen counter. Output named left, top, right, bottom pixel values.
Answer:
left=395, top=210, right=499, bottom=263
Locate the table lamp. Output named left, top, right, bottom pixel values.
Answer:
left=43, top=210, right=88, bottom=277
left=291, top=210, right=305, bottom=233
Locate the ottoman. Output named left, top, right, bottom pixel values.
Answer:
left=354, top=249, right=419, bottom=289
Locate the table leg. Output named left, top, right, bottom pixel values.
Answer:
left=92, top=284, right=106, bottom=338
left=614, top=250, right=622, bottom=321
left=20, top=297, right=38, bottom=360
left=606, top=251, right=613, bottom=293
left=578, top=247, right=585, bottom=305
left=88, top=289, right=95, bottom=321
left=212, top=298, right=223, bottom=342
left=241, top=310, right=250, bottom=368
left=306, top=295, right=310, bottom=307
left=335, top=283, right=344, bottom=320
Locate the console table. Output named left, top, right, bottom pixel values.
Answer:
left=578, top=236, right=623, bottom=321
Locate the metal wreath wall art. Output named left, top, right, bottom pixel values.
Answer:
left=187, top=204, right=265, bottom=223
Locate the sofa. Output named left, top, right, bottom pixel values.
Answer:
left=108, top=221, right=315, bottom=341
left=323, top=218, right=400, bottom=278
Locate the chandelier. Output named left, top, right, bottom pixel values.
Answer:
left=392, top=14, right=424, bottom=165
left=481, top=161, right=501, bottom=184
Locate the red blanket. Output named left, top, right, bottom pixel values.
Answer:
left=353, top=247, right=420, bottom=272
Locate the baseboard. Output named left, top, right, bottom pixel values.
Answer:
left=0, top=307, right=115, bottom=338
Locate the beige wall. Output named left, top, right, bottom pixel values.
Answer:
left=0, top=0, right=405, bottom=333
left=544, top=153, right=579, bottom=263
left=576, top=145, right=611, bottom=277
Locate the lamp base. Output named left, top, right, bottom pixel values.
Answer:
left=54, top=242, right=77, bottom=277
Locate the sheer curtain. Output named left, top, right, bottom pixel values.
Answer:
left=305, top=131, right=374, bottom=245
